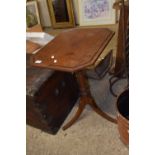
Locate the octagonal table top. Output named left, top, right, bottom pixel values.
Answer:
left=30, top=28, right=114, bottom=72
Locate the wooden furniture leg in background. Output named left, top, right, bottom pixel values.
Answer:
left=63, top=71, right=117, bottom=130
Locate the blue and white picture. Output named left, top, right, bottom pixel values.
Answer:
left=83, top=0, right=109, bottom=19
left=79, top=0, right=115, bottom=25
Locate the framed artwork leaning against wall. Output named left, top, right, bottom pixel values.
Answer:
left=78, top=0, right=116, bottom=26
left=47, top=0, right=75, bottom=28
left=26, top=1, right=41, bottom=28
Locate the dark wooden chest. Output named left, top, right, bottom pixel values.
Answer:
left=26, top=56, right=79, bottom=134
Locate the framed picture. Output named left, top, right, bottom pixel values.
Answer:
left=47, top=0, right=75, bottom=28
left=72, top=0, right=80, bottom=24
left=78, top=0, right=116, bottom=26
left=26, top=1, right=41, bottom=28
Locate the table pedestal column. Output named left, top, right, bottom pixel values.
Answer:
left=63, top=71, right=117, bottom=130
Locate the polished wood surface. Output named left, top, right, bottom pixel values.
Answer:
left=26, top=40, right=41, bottom=54
left=31, top=28, right=114, bottom=72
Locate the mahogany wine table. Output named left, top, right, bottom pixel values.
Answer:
left=31, top=28, right=116, bottom=130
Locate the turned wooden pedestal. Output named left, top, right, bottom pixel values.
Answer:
left=63, top=71, right=116, bottom=130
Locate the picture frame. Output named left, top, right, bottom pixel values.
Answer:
left=78, top=0, right=116, bottom=26
left=26, top=1, right=41, bottom=28
left=72, top=0, right=80, bottom=24
left=47, top=0, right=75, bottom=28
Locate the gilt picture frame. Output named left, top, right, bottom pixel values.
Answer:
left=47, top=0, right=75, bottom=28
left=78, top=0, right=116, bottom=26
left=26, top=1, right=41, bottom=28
